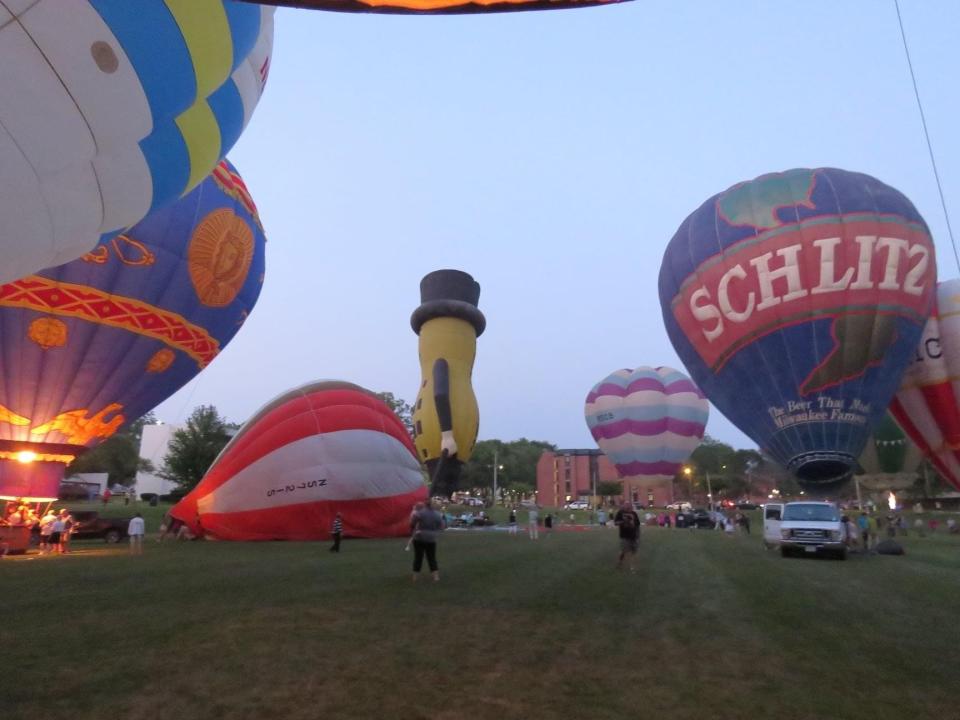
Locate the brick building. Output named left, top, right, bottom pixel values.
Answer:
left=536, top=449, right=674, bottom=508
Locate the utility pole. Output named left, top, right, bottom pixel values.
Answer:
left=492, top=449, right=499, bottom=506
left=706, top=470, right=714, bottom=511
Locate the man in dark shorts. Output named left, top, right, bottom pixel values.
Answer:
left=614, top=501, right=641, bottom=572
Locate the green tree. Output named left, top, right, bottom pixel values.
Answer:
left=65, top=412, right=157, bottom=487
left=376, top=391, right=414, bottom=439
left=596, top=480, right=623, bottom=499
left=459, top=438, right=556, bottom=501
left=159, top=406, right=232, bottom=492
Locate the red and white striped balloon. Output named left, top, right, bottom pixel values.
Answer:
left=890, top=279, right=960, bottom=491
left=171, top=381, right=427, bottom=540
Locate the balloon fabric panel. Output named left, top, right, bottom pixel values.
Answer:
left=0, top=1, right=273, bottom=284
left=234, top=0, right=630, bottom=15
left=0, top=159, right=266, bottom=500
left=584, top=367, right=708, bottom=486
left=659, top=168, right=936, bottom=492
left=891, top=279, right=960, bottom=490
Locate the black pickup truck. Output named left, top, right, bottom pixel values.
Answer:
left=67, top=511, right=130, bottom=543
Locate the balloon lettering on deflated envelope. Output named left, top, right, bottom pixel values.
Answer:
left=659, top=168, right=936, bottom=493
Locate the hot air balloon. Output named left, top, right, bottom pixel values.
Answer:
left=236, top=0, right=628, bottom=15
left=659, top=168, right=937, bottom=493
left=0, top=159, right=266, bottom=504
left=584, top=367, right=708, bottom=500
left=411, top=270, right=485, bottom=498
left=890, top=278, right=960, bottom=491
left=0, top=1, right=274, bottom=285
left=170, top=381, right=428, bottom=541
left=856, top=413, right=923, bottom=492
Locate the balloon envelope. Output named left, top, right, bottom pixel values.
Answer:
left=236, top=0, right=628, bottom=14
left=172, top=381, right=428, bottom=541
left=890, top=278, right=960, bottom=491
left=0, top=159, right=266, bottom=501
left=0, top=1, right=273, bottom=284
left=584, top=367, right=708, bottom=489
left=857, top=412, right=922, bottom=491
left=659, top=168, right=936, bottom=492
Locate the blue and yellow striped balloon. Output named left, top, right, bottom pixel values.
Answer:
left=0, top=0, right=274, bottom=285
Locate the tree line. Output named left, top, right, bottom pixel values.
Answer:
left=66, top=393, right=800, bottom=501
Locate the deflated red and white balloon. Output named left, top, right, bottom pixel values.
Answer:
left=171, top=381, right=427, bottom=541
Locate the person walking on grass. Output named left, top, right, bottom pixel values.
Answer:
left=128, top=513, right=145, bottom=555
left=614, top=501, right=641, bottom=572
left=411, top=499, right=445, bottom=583
left=528, top=505, right=539, bottom=540
left=330, top=512, right=343, bottom=552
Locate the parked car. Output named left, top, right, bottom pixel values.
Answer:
left=67, top=511, right=130, bottom=543
left=736, top=502, right=759, bottom=510
left=675, top=509, right=714, bottom=529
left=564, top=501, right=590, bottom=510
left=460, top=497, right=485, bottom=507
left=666, top=501, right=692, bottom=512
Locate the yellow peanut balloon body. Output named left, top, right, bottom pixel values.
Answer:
left=410, top=269, right=485, bottom=497
left=413, top=317, right=479, bottom=464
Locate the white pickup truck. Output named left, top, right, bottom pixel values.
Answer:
left=763, top=501, right=847, bottom=560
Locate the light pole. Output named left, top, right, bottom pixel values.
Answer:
left=491, top=450, right=504, bottom=506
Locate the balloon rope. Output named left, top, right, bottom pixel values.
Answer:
left=894, top=0, right=959, bottom=274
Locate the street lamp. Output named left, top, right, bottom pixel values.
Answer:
left=491, top=450, right=505, bottom=506
left=683, top=465, right=714, bottom=510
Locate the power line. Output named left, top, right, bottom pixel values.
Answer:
left=894, top=0, right=959, bottom=275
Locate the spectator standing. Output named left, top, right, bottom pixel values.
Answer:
left=128, top=513, right=145, bottom=554
left=102, top=487, right=112, bottom=506
left=867, top=513, right=879, bottom=551
left=330, top=512, right=343, bottom=552
left=857, top=512, right=871, bottom=551
left=39, top=509, right=57, bottom=553
left=59, top=509, right=75, bottom=554
left=508, top=508, right=518, bottom=535
left=49, top=512, right=65, bottom=554
left=544, top=513, right=553, bottom=534
left=613, top=501, right=642, bottom=572
left=411, top=499, right=445, bottom=582
left=528, top=506, right=539, bottom=540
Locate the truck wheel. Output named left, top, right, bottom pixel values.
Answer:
left=104, top=529, right=121, bottom=544
left=835, top=549, right=847, bottom=561
left=780, top=547, right=792, bottom=558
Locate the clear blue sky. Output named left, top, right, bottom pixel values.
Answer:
left=153, top=0, right=959, bottom=453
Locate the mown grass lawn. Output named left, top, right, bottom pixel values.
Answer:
left=2, top=522, right=958, bottom=720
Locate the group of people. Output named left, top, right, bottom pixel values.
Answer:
left=1, top=503, right=75, bottom=556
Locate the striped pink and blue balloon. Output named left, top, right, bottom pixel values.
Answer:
left=584, top=367, right=708, bottom=485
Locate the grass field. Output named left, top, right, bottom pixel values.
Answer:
left=2, top=516, right=958, bottom=720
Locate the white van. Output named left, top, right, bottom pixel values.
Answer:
left=778, top=501, right=846, bottom=560
left=763, top=503, right=783, bottom=548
